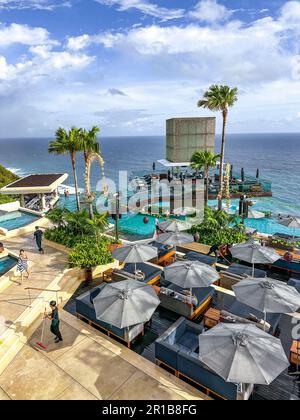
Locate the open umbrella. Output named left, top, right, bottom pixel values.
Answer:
left=233, top=277, right=300, bottom=330
left=158, top=219, right=192, bottom=233
left=230, top=240, right=280, bottom=277
left=156, top=231, right=194, bottom=246
left=93, top=280, right=160, bottom=329
left=279, top=217, right=300, bottom=229
left=112, top=244, right=158, bottom=274
left=199, top=323, right=289, bottom=387
left=164, top=260, right=219, bottom=289
left=247, top=209, right=265, bottom=219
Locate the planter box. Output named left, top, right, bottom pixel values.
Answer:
left=267, top=241, right=294, bottom=252
left=43, top=239, right=72, bottom=254
left=108, top=243, right=122, bottom=253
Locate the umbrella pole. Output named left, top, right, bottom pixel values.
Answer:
left=190, top=288, right=193, bottom=317
left=264, top=311, right=267, bottom=332
left=252, top=263, right=255, bottom=278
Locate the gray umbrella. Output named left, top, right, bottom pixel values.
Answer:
left=112, top=243, right=158, bottom=263
left=93, top=280, right=160, bottom=329
left=156, top=231, right=194, bottom=246
left=158, top=220, right=192, bottom=233
left=199, top=323, right=289, bottom=386
left=231, top=240, right=280, bottom=277
left=233, top=277, right=300, bottom=314
left=164, top=260, right=219, bottom=289
left=279, top=217, right=300, bottom=229
left=112, top=244, right=158, bottom=273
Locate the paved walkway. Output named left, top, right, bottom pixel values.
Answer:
left=0, top=234, right=67, bottom=337
left=0, top=234, right=208, bottom=401
left=0, top=310, right=209, bottom=401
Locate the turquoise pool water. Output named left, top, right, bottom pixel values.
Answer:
left=58, top=195, right=300, bottom=237
left=0, top=256, right=17, bottom=276
left=0, top=211, right=40, bottom=231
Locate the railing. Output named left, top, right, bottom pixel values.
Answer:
left=25, top=287, right=60, bottom=306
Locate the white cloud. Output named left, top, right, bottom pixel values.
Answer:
left=94, top=0, right=185, bottom=21
left=0, top=0, right=71, bottom=11
left=190, top=0, right=232, bottom=23
left=280, top=1, right=300, bottom=25
left=0, top=23, right=56, bottom=47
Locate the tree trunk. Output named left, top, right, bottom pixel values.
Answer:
left=218, top=110, right=228, bottom=211
left=205, top=168, right=209, bottom=208
left=84, top=154, right=94, bottom=219
left=71, top=153, right=81, bottom=212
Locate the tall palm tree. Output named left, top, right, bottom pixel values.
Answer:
left=198, top=85, right=238, bottom=210
left=80, top=126, right=101, bottom=219
left=191, top=150, right=220, bottom=208
left=49, top=127, right=82, bottom=212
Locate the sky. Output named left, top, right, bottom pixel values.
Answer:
left=0, top=0, right=300, bottom=137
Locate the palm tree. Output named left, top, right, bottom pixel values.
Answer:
left=80, top=126, right=101, bottom=219
left=198, top=85, right=238, bottom=210
left=191, top=150, right=220, bottom=208
left=49, top=127, right=82, bottom=212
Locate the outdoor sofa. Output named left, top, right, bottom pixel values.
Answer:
left=155, top=317, right=253, bottom=400
left=149, top=241, right=176, bottom=267
left=75, top=284, right=144, bottom=348
left=112, top=262, right=162, bottom=285
left=159, top=274, right=214, bottom=319
left=219, top=264, right=266, bottom=290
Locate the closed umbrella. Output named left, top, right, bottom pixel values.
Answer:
left=93, top=280, right=160, bottom=329
left=158, top=219, right=192, bottom=233
left=199, top=323, right=289, bottom=387
left=231, top=240, right=280, bottom=277
left=112, top=244, right=158, bottom=274
left=233, top=277, right=300, bottom=330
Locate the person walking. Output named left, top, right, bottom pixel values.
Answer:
left=16, top=249, right=29, bottom=285
left=34, top=226, right=44, bottom=254
left=45, top=301, right=63, bottom=344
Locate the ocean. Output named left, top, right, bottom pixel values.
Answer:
left=0, top=133, right=300, bottom=215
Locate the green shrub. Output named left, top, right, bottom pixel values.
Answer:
left=0, top=165, right=19, bottom=205
left=190, top=207, right=247, bottom=246
left=68, top=237, right=113, bottom=269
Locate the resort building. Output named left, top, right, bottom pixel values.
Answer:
left=166, top=117, right=216, bottom=163
left=0, top=173, right=68, bottom=213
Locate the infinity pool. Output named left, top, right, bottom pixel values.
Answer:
left=0, top=211, right=40, bottom=231
left=0, top=256, right=18, bottom=276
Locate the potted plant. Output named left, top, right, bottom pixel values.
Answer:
left=68, top=237, right=113, bottom=284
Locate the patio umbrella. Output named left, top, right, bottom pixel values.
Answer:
left=241, top=167, right=245, bottom=182
left=112, top=243, right=158, bottom=274
left=164, top=260, right=219, bottom=289
left=199, top=323, right=289, bottom=386
left=230, top=240, right=280, bottom=277
left=247, top=209, right=265, bottom=219
left=233, top=277, right=300, bottom=330
left=158, top=219, right=192, bottom=233
left=279, top=217, right=300, bottom=229
left=156, top=231, right=194, bottom=246
left=93, top=280, right=160, bottom=329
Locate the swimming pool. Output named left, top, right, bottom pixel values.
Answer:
left=0, top=211, right=40, bottom=231
left=244, top=218, right=300, bottom=236
left=0, top=256, right=18, bottom=276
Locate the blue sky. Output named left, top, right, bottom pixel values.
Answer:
left=0, top=0, right=299, bottom=137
